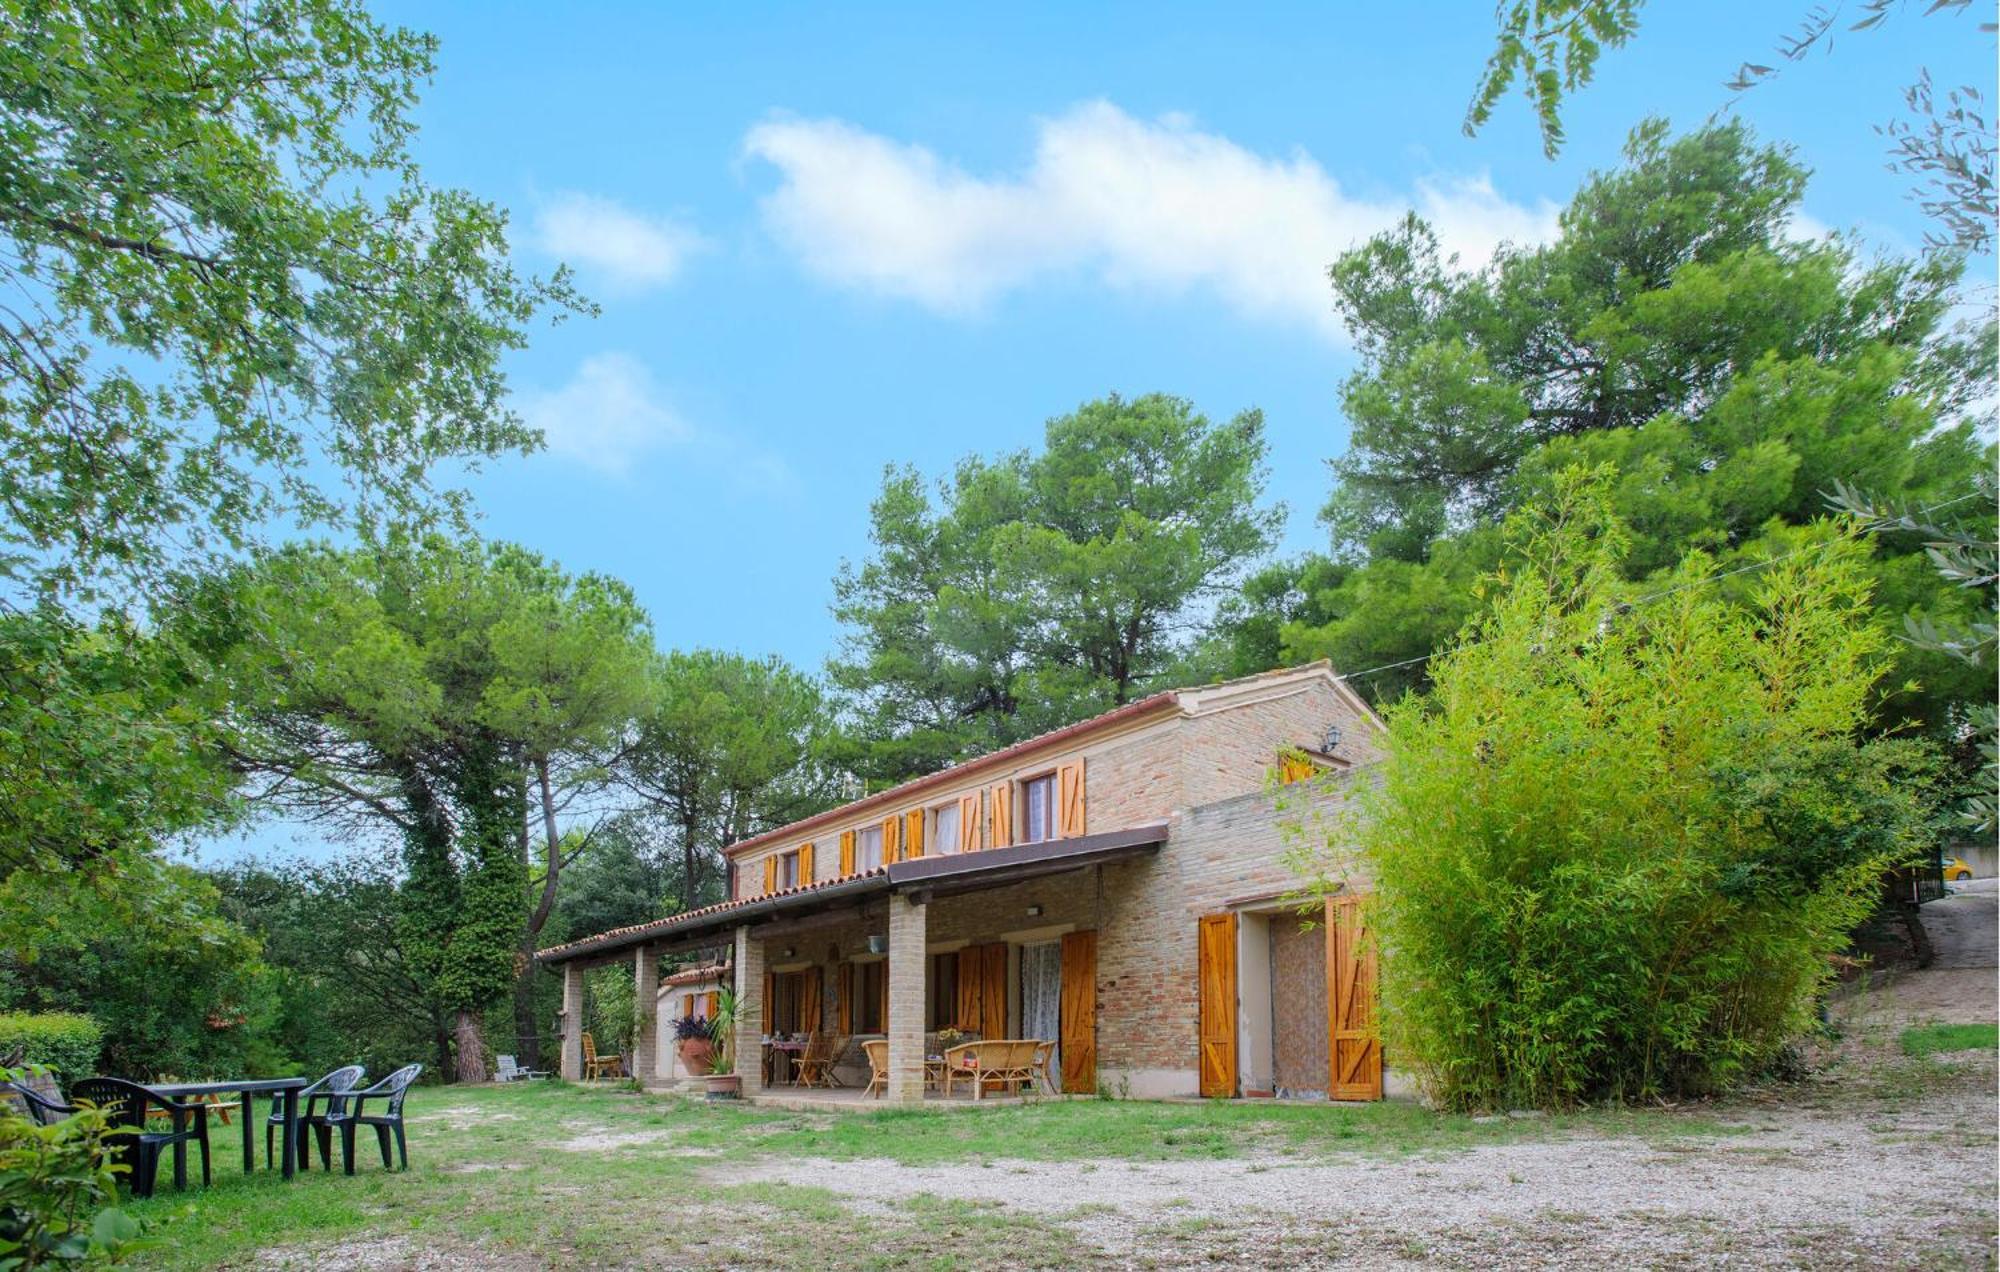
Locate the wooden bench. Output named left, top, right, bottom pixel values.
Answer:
left=941, top=1039, right=1040, bottom=1099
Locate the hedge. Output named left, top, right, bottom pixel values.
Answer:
left=0, top=1012, right=105, bottom=1080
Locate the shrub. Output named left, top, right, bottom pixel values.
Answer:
left=0, top=1017, right=102, bottom=1083
left=1290, top=471, right=1946, bottom=1110
left=0, top=1069, right=149, bottom=1267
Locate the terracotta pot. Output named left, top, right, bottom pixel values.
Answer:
left=676, top=1037, right=715, bottom=1077
left=704, top=1072, right=742, bottom=1100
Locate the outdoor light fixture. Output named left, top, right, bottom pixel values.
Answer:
left=782, top=946, right=796, bottom=959
left=1026, top=905, right=1043, bottom=917
left=1322, top=723, right=1343, bottom=752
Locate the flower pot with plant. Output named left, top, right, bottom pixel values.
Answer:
left=672, top=1013, right=716, bottom=1077
left=703, top=989, right=742, bottom=1099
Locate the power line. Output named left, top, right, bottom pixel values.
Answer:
left=1338, top=487, right=1992, bottom=684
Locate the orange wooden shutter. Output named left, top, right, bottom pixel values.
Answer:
left=1327, top=894, right=1383, bottom=1100
left=979, top=943, right=1007, bottom=1041
left=798, top=842, right=815, bottom=886
left=1057, top=760, right=1086, bottom=838
left=987, top=782, right=1013, bottom=848
left=839, top=829, right=856, bottom=875
left=1058, top=930, right=1097, bottom=1093
left=1197, top=913, right=1239, bottom=1098
left=953, top=951, right=980, bottom=1032
left=957, top=793, right=981, bottom=850
left=763, top=970, right=775, bottom=1033
left=762, top=855, right=778, bottom=895
left=904, top=808, right=925, bottom=858
left=882, top=814, right=901, bottom=863
left=1278, top=752, right=1316, bottom=784
left=836, top=963, right=853, bottom=1033
left=705, top=990, right=719, bottom=1019
left=800, top=966, right=823, bottom=1034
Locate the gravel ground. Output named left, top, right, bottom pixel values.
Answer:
left=713, top=1063, right=1997, bottom=1269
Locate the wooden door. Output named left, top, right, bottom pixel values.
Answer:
left=1197, top=913, right=1238, bottom=1098
left=977, top=943, right=1008, bottom=1041
left=1058, top=929, right=1097, bottom=1093
left=1326, top=894, right=1382, bottom=1100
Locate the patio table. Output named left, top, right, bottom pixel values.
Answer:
left=762, top=1038, right=805, bottom=1085
left=151, top=1077, right=309, bottom=1180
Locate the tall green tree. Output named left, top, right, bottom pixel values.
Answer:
left=617, top=651, right=838, bottom=913
left=199, top=536, right=653, bottom=1080
left=0, top=0, right=582, bottom=604
left=1226, top=120, right=1993, bottom=730
left=831, top=393, right=1281, bottom=784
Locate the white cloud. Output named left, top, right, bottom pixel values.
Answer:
left=516, top=352, right=690, bottom=477
left=516, top=352, right=795, bottom=492
left=743, top=102, right=1560, bottom=342
left=532, top=192, right=705, bottom=293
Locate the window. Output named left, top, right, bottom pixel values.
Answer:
left=935, top=801, right=961, bottom=853
left=1277, top=751, right=1318, bottom=785
left=777, top=849, right=801, bottom=890
left=857, top=825, right=884, bottom=871
left=852, top=961, right=887, bottom=1033
left=1022, top=773, right=1057, bottom=843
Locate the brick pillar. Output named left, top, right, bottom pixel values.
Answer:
left=559, top=961, right=585, bottom=1081
left=886, top=895, right=928, bottom=1105
left=734, top=926, right=765, bottom=1096
left=631, top=944, right=659, bottom=1083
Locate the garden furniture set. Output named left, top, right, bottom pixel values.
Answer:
left=2, top=1062, right=423, bottom=1198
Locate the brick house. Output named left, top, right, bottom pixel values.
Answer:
left=538, top=661, right=1388, bottom=1104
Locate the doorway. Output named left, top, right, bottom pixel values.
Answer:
left=1020, top=940, right=1061, bottom=1077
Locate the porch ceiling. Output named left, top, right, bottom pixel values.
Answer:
left=536, top=821, right=1167, bottom=967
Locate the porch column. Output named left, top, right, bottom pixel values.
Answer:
left=886, top=894, right=928, bottom=1105
left=734, top=926, right=765, bottom=1097
left=632, top=944, right=659, bottom=1083
left=559, top=961, right=585, bottom=1081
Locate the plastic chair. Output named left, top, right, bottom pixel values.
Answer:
left=269, top=1064, right=365, bottom=1171
left=331, top=1063, right=423, bottom=1173
left=69, top=1077, right=211, bottom=1198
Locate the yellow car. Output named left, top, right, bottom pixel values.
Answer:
left=1943, top=856, right=1974, bottom=882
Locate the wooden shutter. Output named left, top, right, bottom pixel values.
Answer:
left=904, top=808, right=925, bottom=858
left=978, top=943, right=1007, bottom=1041
left=1059, top=930, right=1097, bottom=1093
left=836, top=963, right=853, bottom=1033
left=705, top=990, right=719, bottom=1020
left=1278, top=752, right=1316, bottom=785
left=798, top=842, right=815, bottom=886
left=988, top=782, right=1013, bottom=848
left=762, top=855, right=778, bottom=895
left=763, top=970, right=776, bottom=1033
left=1057, top=760, right=1086, bottom=838
left=882, top=814, right=901, bottom=863
left=953, top=951, right=980, bottom=1032
left=1327, top=894, right=1383, bottom=1100
left=1197, top=913, right=1239, bottom=1098
left=800, top=966, right=823, bottom=1034
left=957, top=793, right=981, bottom=850
left=839, top=829, right=856, bottom=876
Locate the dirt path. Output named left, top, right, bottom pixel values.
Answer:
left=715, top=926, right=2000, bottom=1269
left=716, top=1070, right=1995, bottom=1268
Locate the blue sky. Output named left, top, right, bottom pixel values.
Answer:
left=201, top=1, right=1991, bottom=860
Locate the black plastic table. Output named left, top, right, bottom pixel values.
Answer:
left=150, top=1077, right=310, bottom=1179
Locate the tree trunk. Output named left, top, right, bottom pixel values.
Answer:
left=516, top=758, right=567, bottom=1068
left=453, top=1008, right=488, bottom=1084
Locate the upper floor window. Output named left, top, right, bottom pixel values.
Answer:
left=934, top=800, right=961, bottom=853
left=777, top=849, right=802, bottom=890
left=1022, top=773, right=1057, bottom=843
left=857, top=825, right=884, bottom=871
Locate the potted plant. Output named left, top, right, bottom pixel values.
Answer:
left=703, top=989, right=741, bottom=1099
left=673, top=1013, right=716, bottom=1077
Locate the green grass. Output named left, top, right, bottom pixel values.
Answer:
left=1899, top=1022, right=1999, bottom=1058
left=112, top=1081, right=1746, bottom=1269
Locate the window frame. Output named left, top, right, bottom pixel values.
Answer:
left=933, top=799, right=963, bottom=854
left=856, top=824, right=884, bottom=872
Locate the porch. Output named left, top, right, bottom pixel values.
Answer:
left=541, top=825, right=1167, bottom=1106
